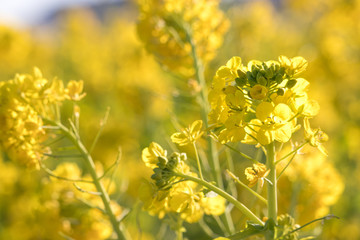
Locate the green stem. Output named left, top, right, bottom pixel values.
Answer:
left=176, top=218, right=184, bottom=240
left=226, top=170, right=268, bottom=205
left=45, top=119, right=126, bottom=240
left=266, top=142, right=277, bottom=225
left=275, top=142, right=307, bottom=164
left=277, top=151, right=297, bottom=180
left=187, top=30, right=223, bottom=189
left=224, top=143, right=258, bottom=163
left=193, top=142, right=204, bottom=180
left=174, top=172, right=264, bottom=225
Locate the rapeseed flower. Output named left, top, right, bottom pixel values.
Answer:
left=142, top=142, right=167, bottom=168
left=303, top=117, right=329, bottom=156
left=209, top=56, right=321, bottom=147
left=245, top=163, right=270, bottom=187
left=65, top=80, right=86, bottom=101
left=140, top=142, right=225, bottom=222
left=171, top=120, right=203, bottom=146
left=0, top=69, right=86, bottom=168
left=137, top=0, right=229, bottom=76
left=253, top=102, right=295, bottom=145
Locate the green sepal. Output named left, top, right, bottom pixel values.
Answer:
left=235, top=77, right=247, bottom=87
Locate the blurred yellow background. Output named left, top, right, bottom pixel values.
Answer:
left=0, top=0, right=359, bottom=239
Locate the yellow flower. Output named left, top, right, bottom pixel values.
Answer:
left=249, top=84, right=268, bottom=100
left=254, top=102, right=295, bottom=145
left=273, top=78, right=320, bottom=117
left=245, top=163, right=270, bottom=187
left=218, top=113, right=246, bottom=144
left=0, top=81, right=48, bottom=168
left=65, top=80, right=86, bottom=101
left=171, top=120, right=203, bottom=146
left=137, top=0, right=229, bottom=76
left=277, top=146, right=344, bottom=224
left=201, top=193, right=226, bottom=216
left=141, top=144, right=226, bottom=223
left=52, top=162, right=82, bottom=179
left=142, top=142, right=167, bottom=168
left=45, top=78, right=66, bottom=102
left=216, top=56, right=244, bottom=83
left=168, top=182, right=203, bottom=222
left=279, top=55, right=308, bottom=76
left=303, top=117, right=329, bottom=156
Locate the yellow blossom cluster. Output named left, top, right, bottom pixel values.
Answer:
left=208, top=56, right=326, bottom=150
left=278, top=146, right=344, bottom=224
left=51, top=162, right=122, bottom=239
left=0, top=157, right=121, bottom=240
left=140, top=142, right=225, bottom=223
left=137, top=0, right=229, bottom=76
left=0, top=68, right=86, bottom=168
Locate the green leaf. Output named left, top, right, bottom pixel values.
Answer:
left=228, top=220, right=275, bottom=240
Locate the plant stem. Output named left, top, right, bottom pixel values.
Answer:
left=266, top=142, right=277, bottom=226
left=224, top=143, right=258, bottom=163
left=187, top=31, right=223, bottom=189
left=275, top=142, right=307, bottom=164
left=226, top=170, right=268, bottom=205
left=193, top=142, right=204, bottom=180
left=174, top=172, right=264, bottom=225
left=176, top=218, right=184, bottom=240
left=45, top=119, right=126, bottom=240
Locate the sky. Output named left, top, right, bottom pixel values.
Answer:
left=0, top=0, right=117, bottom=27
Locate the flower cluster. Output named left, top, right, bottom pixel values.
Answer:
left=278, top=146, right=344, bottom=224
left=137, top=0, right=229, bottom=76
left=140, top=142, right=225, bottom=223
left=209, top=56, right=327, bottom=151
left=0, top=157, right=122, bottom=240
left=0, top=68, right=86, bottom=168
left=52, top=162, right=122, bottom=239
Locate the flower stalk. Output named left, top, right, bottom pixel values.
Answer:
left=266, top=142, right=278, bottom=225
left=174, top=171, right=264, bottom=225
left=186, top=28, right=224, bottom=188
left=44, top=118, right=126, bottom=240
left=226, top=169, right=268, bottom=205
left=193, top=142, right=204, bottom=180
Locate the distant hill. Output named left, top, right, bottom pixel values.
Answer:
left=39, top=1, right=136, bottom=26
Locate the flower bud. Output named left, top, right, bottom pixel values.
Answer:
left=235, top=77, right=247, bottom=87
left=249, top=84, right=268, bottom=100
left=286, top=79, right=297, bottom=88
left=276, top=88, right=285, bottom=96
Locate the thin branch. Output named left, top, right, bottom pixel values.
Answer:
left=75, top=197, right=105, bottom=213
left=89, top=107, right=110, bottom=154
left=224, top=143, right=258, bottom=163
left=73, top=182, right=102, bottom=196
left=107, top=147, right=122, bottom=192
left=275, top=142, right=307, bottom=164
left=277, top=152, right=297, bottom=180
left=68, top=119, right=80, bottom=139
left=277, top=215, right=339, bottom=239
left=42, top=152, right=82, bottom=159
left=98, top=147, right=122, bottom=181
left=226, top=170, right=267, bottom=205
left=39, top=161, right=93, bottom=183
left=198, top=218, right=218, bottom=238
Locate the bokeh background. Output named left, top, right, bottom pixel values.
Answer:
left=0, top=0, right=359, bottom=239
